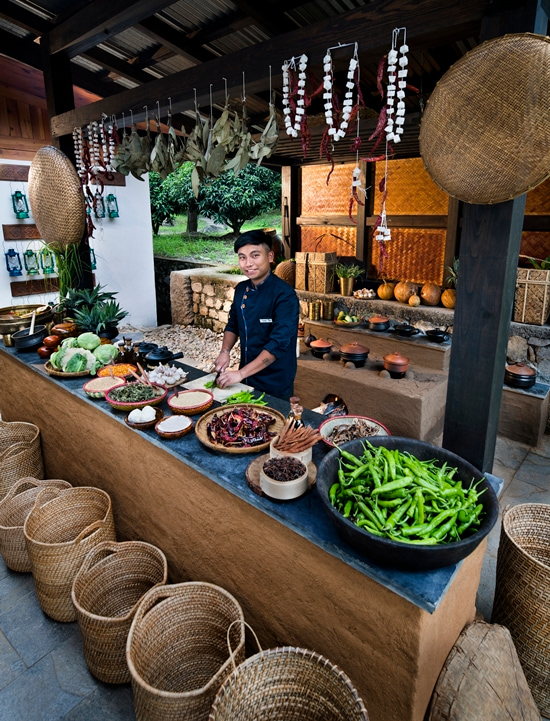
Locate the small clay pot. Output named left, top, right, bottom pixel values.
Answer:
left=310, top=338, right=333, bottom=359
left=504, top=363, right=536, bottom=389
left=340, top=342, right=370, bottom=368
left=367, top=315, right=390, bottom=331
left=383, top=351, right=410, bottom=378
left=393, top=321, right=419, bottom=337
left=51, top=322, right=78, bottom=338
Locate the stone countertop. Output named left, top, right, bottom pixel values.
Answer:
left=0, top=343, right=502, bottom=614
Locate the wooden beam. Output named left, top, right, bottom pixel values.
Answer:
left=137, top=17, right=217, bottom=64
left=230, top=0, right=296, bottom=36
left=46, top=0, right=177, bottom=58
left=281, top=166, right=300, bottom=257
left=81, top=47, right=154, bottom=85
left=50, top=0, right=491, bottom=138
left=0, top=1, right=51, bottom=36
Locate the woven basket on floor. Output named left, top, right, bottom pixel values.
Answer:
left=24, top=486, right=116, bottom=622
left=71, top=541, right=168, bottom=684
left=0, top=477, right=72, bottom=572
left=0, top=420, right=44, bottom=501
left=126, top=582, right=245, bottom=721
left=492, top=503, right=550, bottom=716
left=209, top=642, right=369, bottom=721
left=426, top=620, right=540, bottom=721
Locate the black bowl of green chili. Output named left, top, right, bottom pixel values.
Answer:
left=316, top=437, right=499, bottom=571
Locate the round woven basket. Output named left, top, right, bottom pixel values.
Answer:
left=23, top=486, right=116, bottom=622
left=420, top=33, right=550, bottom=205
left=492, top=503, right=550, bottom=715
left=210, top=644, right=369, bottom=720
left=426, top=620, right=540, bottom=721
left=71, top=541, right=168, bottom=684
left=274, top=260, right=296, bottom=287
left=0, top=420, right=44, bottom=501
left=28, top=146, right=85, bottom=250
left=126, top=582, right=245, bottom=721
left=0, top=477, right=72, bottom=572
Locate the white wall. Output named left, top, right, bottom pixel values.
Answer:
left=0, top=158, right=157, bottom=327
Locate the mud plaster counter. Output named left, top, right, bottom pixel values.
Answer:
left=0, top=345, right=502, bottom=721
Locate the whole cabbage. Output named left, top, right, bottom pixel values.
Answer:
left=93, top=344, right=119, bottom=365
left=77, top=333, right=101, bottom=350
left=51, top=346, right=100, bottom=374
left=60, top=337, right=79, bottom=348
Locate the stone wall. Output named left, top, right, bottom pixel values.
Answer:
left=167, top=265, right=550, bottom=381
left=154, top=257, right=218, bottom=325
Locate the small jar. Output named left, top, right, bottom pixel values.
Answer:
left=322, top=299, right=335, bottom=320
left=308, top=301, right=320, bottom=320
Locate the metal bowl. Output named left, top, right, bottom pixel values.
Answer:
left=316, top=436, right=499, bottom=571
left=0, top=304, right=53, bottom=346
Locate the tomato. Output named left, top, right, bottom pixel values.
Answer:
left=43, top=335, right=62, bottom=348
left=37, top=346, right=53, bottom=359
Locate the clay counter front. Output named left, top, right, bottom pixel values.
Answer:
left=0, top=346, right=500, bottom=721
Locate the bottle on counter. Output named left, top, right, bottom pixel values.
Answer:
left=287, top=396, right=305, bottom=428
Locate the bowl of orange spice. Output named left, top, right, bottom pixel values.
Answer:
left=97, top=363, right=137, bottom=380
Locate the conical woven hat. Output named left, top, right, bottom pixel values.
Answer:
left=28, top=146, right=85, bottom=250
left=420, top=33, right=550, bottom=205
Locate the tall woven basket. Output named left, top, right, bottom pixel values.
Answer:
left=24, top=486, right=116, bottom=622
left=492, top=503, right=550, bottom=715
left=126, top=582, right=245, bottom=721
left=0, top=477, right=72, bottom=572
left=0, top=420, right=44, bottom=501
left=209, top=642, right=369, bottom=721
left=71, top=541, right=168, bottom=684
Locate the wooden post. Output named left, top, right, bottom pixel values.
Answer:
left=281, top=165, right=300, bottom=258
left=442, top=0, right=548, bottom=471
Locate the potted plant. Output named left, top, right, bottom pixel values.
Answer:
left=73, top=299, right=129, bottom=340
left=335, top=263, right=363, bottom=296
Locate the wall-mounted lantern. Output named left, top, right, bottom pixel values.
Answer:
left=106, top=193, right=119, bottom=218
left=40, top=247, right=56, bottom=275
left=90, top=247, right=97, bottom=270
left=5, top=249, right=23, bottom=276
left=23, top=249, right=40, bottom=275
left=12, top=190, right=29, bottom=219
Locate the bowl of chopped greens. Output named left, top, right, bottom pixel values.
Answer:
left=104, top=382, right=167, bottom=412
left=316, top=437, right=499, bottom=570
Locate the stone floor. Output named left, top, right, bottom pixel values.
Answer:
left=0, top=433, right=549, bottom=721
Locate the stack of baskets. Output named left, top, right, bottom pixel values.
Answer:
left=492, top=503, right=550, bottom=716
left=0, top=420, right=44, bottom=500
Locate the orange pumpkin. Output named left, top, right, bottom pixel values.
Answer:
left=441, top=289, right=456, bottom=309
left=394, top=281, right=417, bottom=303
left=377, top=281, right=395, bottom=300
left=420, top=283, right=442, bottom=306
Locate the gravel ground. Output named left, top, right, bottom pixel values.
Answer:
left=119, top=324, right=241, bottom=371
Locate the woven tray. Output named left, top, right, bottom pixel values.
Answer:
left=44, top=361, right=91, bottom=378
left=420, top=33, right=550, bottom=204
left=195, top=405, right=285, bottom=455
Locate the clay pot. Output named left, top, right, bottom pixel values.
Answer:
left=383, top=351, right=409, bottom=378
left=366, top=315, right=390, bottom=331
left=51, top=322, right=78, bottom=338
left=392, top=320, right=419, bottom=337
left=504, top=363, right=536, bottom=389
left=340, top=342, right=370, bottom=367
left=310, top=339, right=333, bottom=359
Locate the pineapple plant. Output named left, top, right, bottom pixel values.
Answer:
left=442, top=258, right=459, bottom=309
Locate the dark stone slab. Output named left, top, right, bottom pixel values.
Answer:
left=62, top=684, right=136, bottom=721
left=0, top=629, right=26, bottom=692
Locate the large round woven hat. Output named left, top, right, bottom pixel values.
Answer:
left=419, top=33, right=550, bottom=205
left=28, top=145, right=85, bottom=250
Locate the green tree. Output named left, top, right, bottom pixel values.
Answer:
left=200, top=164, right=281, bottom=236
left=149, top=171, right=179, bottom=234
left=162, top=163, right=201, bottom=233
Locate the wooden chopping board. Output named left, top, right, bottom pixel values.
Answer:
left=182, top=373, right=254, bottom=402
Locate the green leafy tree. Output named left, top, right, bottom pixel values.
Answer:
left=199, top=164, right=281, bottom=236
left=162, top=163, right=201, bottom=233
left=149, top=172, right=178, bottom=234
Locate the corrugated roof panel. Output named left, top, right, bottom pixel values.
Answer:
left=10, top=0, right=55, bottom=21
left=71, top=55, right=103, bottom=73
left=102, top=27, right=160, bottom=59
left=208, top=26, right=270, bottom=56
left=160, top=0, right=237, bottom=32
left=0, top=17, right=32, bottom=38
left=153, top=54, right=197, bottom=75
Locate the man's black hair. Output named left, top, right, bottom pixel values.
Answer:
left=233, top=229, right=272, bottom=253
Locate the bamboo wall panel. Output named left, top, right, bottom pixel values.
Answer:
left=525, top=176, right=550, bottom=215
left=371, top=228, right=446, bottom=284
left=374, top=158, right=449, bottom=215
left=301, top=226, right=356, bottom=257
left=301, top=163, right=355, bottom=215
left=0, top=90, right=51, bottom=160
left=520, top=231, right=550, bottom=261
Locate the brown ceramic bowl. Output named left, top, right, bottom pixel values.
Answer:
left=383, top=351, right=409, bottom=378
left=366, top=315, right=390, bottom=331
left=504, top=363, right=536, bottom=389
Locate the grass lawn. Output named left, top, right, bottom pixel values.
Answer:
left=153, top=211, right=282, bottom=264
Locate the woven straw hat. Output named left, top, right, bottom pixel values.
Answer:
left=420, top=33, right=550, bottom=205
left=28, top=145, right=85, bottom=250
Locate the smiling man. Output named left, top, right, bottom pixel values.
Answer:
left=214, top=229, right=299, bottom=400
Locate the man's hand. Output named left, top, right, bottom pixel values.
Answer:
left=214, top=351, right=231, bottom=374
left=217, top=368, right=243, bottom=388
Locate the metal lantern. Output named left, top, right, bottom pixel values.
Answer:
left=40, top=247, right=56, bottom=274
left=90, top=247, right=97, bottom=270
left=11, top=190, right=29, bottom=219
left=94, top=190, right=106, bottom=219
left=23, top=249, right=40, bottom=275
left=5, top=249, right=23, bottom=276
left=106, top=193, right=119, bottom=218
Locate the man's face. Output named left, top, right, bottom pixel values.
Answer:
left=237, top=243, right=274, bottom=285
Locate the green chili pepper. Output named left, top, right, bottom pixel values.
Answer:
left=356, top=520, right=385, bottom=536
left=432, top=512, right=459, bottom=541
left=329, top=483, right=339, bottom=505
left=337, top=447, right=364, bottom=468
left=343, top=500, right=353, bottom=518
left=371, top=477, right=412, bottom=496
left=356, top=501, right=383, bottom=531
left=415, top=489, right=425, bottom=525
left=385, top=497, right=413, bottom=529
